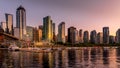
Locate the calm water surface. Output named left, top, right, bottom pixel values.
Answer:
left=0, top=47, right=120, bottom=68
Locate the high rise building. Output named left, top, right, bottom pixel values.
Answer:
left=103, top=27, right=109, bottom=44
left=58, top=22, right=65, bottom=43
left=52, top=23, right=56, bottom=42
left=1, top=22, right=6, bottom=32
left=5, top=13, right=13, bottom=35
left=109, top=35, right=115, bottom=44
left=83, top=31, right=89, bottom=43
left=116, top=29, right=120, bottom=43
left=26, top=26, right=34, bottom=41
left=33, top=27, right=39, bottom=42
left=75, top=29, right=79, bottom=43
left=90, top=30, right=97, bottom=44
left=16, top=5, right=26, bottom=39
left=14, top=27, right=20, bottom=38
left=68, top=26, right=76, bottom=44
left=38, top=28, right=42, bottom=42
left=97, top=32, right=103, bottom=44
left=42, top=16, right=53, bottom=42
left=79, top=29, right=83, bottom=43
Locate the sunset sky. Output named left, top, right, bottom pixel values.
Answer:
left=0, top=0, right=120, bottom=35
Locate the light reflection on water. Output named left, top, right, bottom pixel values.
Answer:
left=0, top=47, right=120, bottom=68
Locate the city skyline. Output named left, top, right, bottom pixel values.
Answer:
left=1, top=0, right=120, bottom=35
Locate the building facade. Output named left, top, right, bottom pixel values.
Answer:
left=97, top=32, right=103, bottom=44
left=26, top=26, right=34, bottom=41
left=109, top=35, right=115, bottom=44
left=90, top=30, right=97, bottom=44
left=83, top=31, right=89, bottom=43
left=58, top=22, right=65, bottom=43
left=5, top=13, right=14, bottom=35
left=52, top=23, right=56, bottom=42
left=16, top=5, right=26, bottom=39
left=38, top=28, right=42, bottom=42
left=1, top=22, right=6, bottom=32
left=103, top=27, right=109, bottom=44
left=79, top=29, right=83, bottom=43
left=116, top=29, right=120, bottom=43
left=42, top=16, right=53, bottom=42
left=68, top=26, right=76, bottom=44
left=75, top=29, right=79, bottom=43
left=14, top=27, right=20, bottom=39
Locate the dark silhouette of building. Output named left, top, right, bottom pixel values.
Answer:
left=103, top=27, right=109, bottom=44
left=68, top=26, right=76, bottom=44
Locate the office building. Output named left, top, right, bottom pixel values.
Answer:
left=75, top=29, right=79, bottom=43
left=26, top=26, right=34, bottom=41
left=79, top=29, right=83, bottom=43
left=116, top=29, right=120, bottom=43
left=1, top=22, right=6, bottom=32
left=52, top=23, right=56, bottom=42
left=109, top=35, right=115, bottom=44
left=5, top=13, right=14, bottom=35
left=68, top=26, right=76, bottom=44
left=90, top=30, right=97, bottom=44
left=58, top=22, right=65, bottom=43
left=38, top=28, right=42, bottom=42
left=42, top=16, right=53, bottom=42
left=33, top=27, right=39, bottom=42
left=97, top=32, right=103, bottom=44
left=103, top=27, right=109, bottom=44
left=14, top=27, right=20, bottom=38
left=16, top=5, right=26, bottom=39
left=83, top=31, right=89, bottom=43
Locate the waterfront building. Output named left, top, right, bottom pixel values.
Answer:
left=68, top=26, right=76, bottom=44
left=52, top=23, right=56, bottom=42
left=75, top=29, right=79, bottom=43
left=1, top=22, right=6, bottom=32
left=58, top=22, right=65, bottom=43
left=97, top=32, right=103, bottom=44
left=79, top=29, right=83, bottom=43
left=16, top=5, right=26, bottom=40
left=65, top=36, right=68, bottom=42
left=109, top=35, right=115, bottom=44
left=42, top=16, right=53, bottom=42
left=26, top=26, right=34, bottom=41
left=83, top=31, right=89, bottom=43
left=5, top=13, right=14, bottom=35
left=38, top=28, right=42, bottom=42
left=103, top=27, right=109, bottom=44
left=14, top=27, right=20, bottom=38
left=116, top=29, right=120, bottom=43
left=90, top=30, right=97, bottom=44
left=33, top=27, right=39, bottom=42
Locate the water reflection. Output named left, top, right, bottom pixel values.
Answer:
left=0, top=47, right=120, bottom=68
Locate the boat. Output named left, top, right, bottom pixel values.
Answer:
left=8, top=43, right=20, bottom=51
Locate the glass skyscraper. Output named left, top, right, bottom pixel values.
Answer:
left=16, top=5, right=26, bottom=39
left=5, top=13, right=13, bottom=35
left=58, top=22, right=65, bottom=43
left=43, top=16, right=53, bottom=42
left=103, top=27, right=109, bottom=44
